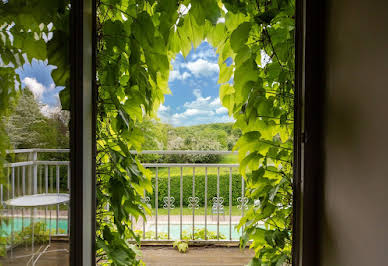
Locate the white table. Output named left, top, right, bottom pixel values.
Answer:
left=5, top=193, right=70, bottom=265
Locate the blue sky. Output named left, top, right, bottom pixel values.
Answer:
left=16, top=41, right=233, bottom=126
left=16, top=59, right=63, bottom=116
left=158, top=41, right=233, bottom=126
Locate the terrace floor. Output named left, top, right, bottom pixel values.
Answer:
left=0, top=242, right=70, bottom=266
left=141, top=246, right=254, bottom=266
left=0, top=242, right=254, bottom=265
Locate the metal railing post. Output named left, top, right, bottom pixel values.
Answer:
left=155, top=168, right=158, bottom=240
left=167, top=167, right=171, bottom=240
left=180, top=167, right=183, bottom=240
left=56, top=166, right=60, bottom=234
left=30, top=151, right=38, bottom=194
left=11, top=167, right=15, bottom=199
left=217, top=167, right=220, bottom=240
left=229, top=168, right=232, bottom=240
left=45, top=165, right=48, bottom=194
left=142, top=190, right=146, bottom=239
left=204, top=167, right=208, bottom=240
left=192, top=167, right=195, bottom=239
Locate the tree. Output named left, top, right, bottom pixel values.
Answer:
left=6, top=88, right=47, bottom=148
left=5, top=88, right=69, bottom=149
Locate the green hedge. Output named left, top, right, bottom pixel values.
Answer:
left=147, top=174, right=245, bottom=208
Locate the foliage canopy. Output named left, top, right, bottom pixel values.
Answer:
left=5, top=88, right=69, bottom=149
left=0, top=0, right=295, bottom=265
left=95, top=0, right=295, bottom=264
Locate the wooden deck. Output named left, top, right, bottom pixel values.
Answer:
left=141, top=246, right=254, bottom=266
left=0, top=242, right=254, bottom=265
left=0, top=242, right=69, bottom=266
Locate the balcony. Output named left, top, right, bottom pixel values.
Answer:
left=1, top=149, right=254, bottom=265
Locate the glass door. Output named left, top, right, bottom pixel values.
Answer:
left=0, top=0, right=74, bottom=264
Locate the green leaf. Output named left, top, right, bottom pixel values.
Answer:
left=47, top=30, right=69, bottom=87
left=173, top=240, right=189, bottom=253
left=234, top=59, right=259, bottom=92
left=218, top=63, right=233, bottom=83
left=58, top=87, right=70, bottom=110
left=132, top=11, right=155, bottom=48
left=190, top=0, right=221, bottom=25
left=247, top=257, right=262, bottom=266
left=207, top=23, right=226, bottom=48
left=24, top=39, right=47, bottom=60
left=219, top=84, right=235, bottom=114
left=180, top=13, right=204, bottom=49
left=230, top=22, right=252, bottom=52
left=235, top=45, right=251, bottom=67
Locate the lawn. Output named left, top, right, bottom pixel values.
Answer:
left=146, top=154, right=240, bottom=178
left=219, top=154, right=239, bottom=164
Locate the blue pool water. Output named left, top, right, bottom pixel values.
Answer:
left=2, top=219, right=243, bottom=240
left=1, top=217, right=68, bottom=235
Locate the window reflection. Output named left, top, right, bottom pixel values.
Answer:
left=0, top=0, right=70, bottom=264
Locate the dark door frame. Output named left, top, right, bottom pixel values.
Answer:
left=293, top=0, right=325, bottom=265
left=67, top=0, right=323, bottom=264
left=69, top=0, right=96, bottom=264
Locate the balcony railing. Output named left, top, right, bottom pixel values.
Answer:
left=131, top=150, right=249, bottom=243
left=2, top=149, right=250, bottom=243
left=2, top=149, right=70, bottom=238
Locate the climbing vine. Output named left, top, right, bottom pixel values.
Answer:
left=1, top=0, right=294, bottom=265
left=96, top=0, right=294, bottom=265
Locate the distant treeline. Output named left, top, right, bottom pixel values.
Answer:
left=5, top=88, right=69, bottom=150
left=4, top=89, right=239, bottom=164
left=139, top=120, right=241, bottom=163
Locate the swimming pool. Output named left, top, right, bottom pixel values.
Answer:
left=2, top=219, right=244, bottom=240
left=1, top=217, right=68, bottom=235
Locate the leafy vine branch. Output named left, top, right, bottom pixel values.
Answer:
left=0, top=0, right=295, bottom=265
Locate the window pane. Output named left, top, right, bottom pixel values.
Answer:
left=0, top=1, right=70, bottom=264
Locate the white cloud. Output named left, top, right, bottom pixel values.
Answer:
left=157, top=104, right=172, bottom=122
left=191, top=49, right=217, bottom=60
left=183, top=108, right=214, bottom=117
left=23, top=77, right=46, bottom=100
left=210, top=97, right=221, bottom=106
left=182, top=59, right=219, bottom=77
left=217, top=17, right=225, bottom=24
left=179, top=4, right=191, bottom=15
left=216, top=107, right=228, bottom=114
left=221, top=5, right=228, bottom=13
left=169, top=70, right=191, bottom=81
left=158, top=104, right=170, bottom=112
left=181, top=72, right=191, bottom=80
left=159, top=89, right=234, bottom=126
left=22, top=77, right=60, bottom=117
left=169, top=70, right=179, bottom=81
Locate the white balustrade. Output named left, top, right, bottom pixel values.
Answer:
left=3, top=149, right=248, bottom=243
